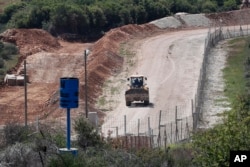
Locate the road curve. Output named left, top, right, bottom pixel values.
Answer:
left=102, top=28, right=209, bottom=137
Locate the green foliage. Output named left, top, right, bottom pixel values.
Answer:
left=0, top=42, right=18, bottom=59
left=0, top=41, right=4, bottom=49
left=0, top=42, right=19, bottom=82
left=74, top=116, right=104, bottom=149
left=171, top=0, right=194, bottom=13
left=3, top=122, right=32, bottom=145
left=202, top=0, right=217, bottom=13
left=136, top=148, right=174, bottom=166
left=192, top=37, right=250, bottom=167
left=223, top=0, right=238, bottom=11
left=1, top=0, right=240, bottom=40
left=0, top=2, right=27, bottom=23
left=0, top=57, right=4, bottom=68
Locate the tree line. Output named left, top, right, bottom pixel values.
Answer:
left=0, top=0, right=243, bottom=40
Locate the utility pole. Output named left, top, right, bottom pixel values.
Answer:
left=84, top=49, right=90, bottom=118
left=24, top=60, right=27, bottom=127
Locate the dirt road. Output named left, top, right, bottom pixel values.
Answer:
left=102, top=28, right=209, bottom=137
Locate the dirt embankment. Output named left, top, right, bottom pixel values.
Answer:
left=0, top=8, right=250, bottom=124
left=0, top=24, right=159, bottom=124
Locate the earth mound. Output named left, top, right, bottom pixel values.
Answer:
left=0, top=28, right=61, bottom=56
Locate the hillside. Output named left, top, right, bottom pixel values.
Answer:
left=0, top=9, right=250, bottom=127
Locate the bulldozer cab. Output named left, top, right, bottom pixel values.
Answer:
left=128, top=75, right=147, bottom=88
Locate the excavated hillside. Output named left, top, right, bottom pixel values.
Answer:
left=0, top=9, right=250, bottom=125
left=0, top=24, right=158, bottom=124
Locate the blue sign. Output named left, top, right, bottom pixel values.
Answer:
left=60, top=77, right=79, bottom=108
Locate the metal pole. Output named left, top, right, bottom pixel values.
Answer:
left=84, top=50, right=88, bottom=118
left=116, top=126, right=118, bottom=138
left=124, top=115, right=126, bottom=135
left=148, top=117, right=151, bottom=136
left=171, top=122, right=172, bottom=143
left=148, top=117, right=151, bottom=148
left=24, top=60, right=27, bottom=127
left=138, top=119, right=140, bottom=149
left=138, top=119, right=140, bottom=136
left=67, top=108, right=71, bottom=150
left=158, top=110, right=162, bottom=147
left=175, top=106, right=178, bottom=142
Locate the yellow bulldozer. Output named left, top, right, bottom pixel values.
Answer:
left=125, top=74, right=149, bottom=106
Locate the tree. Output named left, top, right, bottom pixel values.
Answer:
left=88, top=6, right=106, bottom=28
left=50, top=4, right=89, bottom=35
left=224, top=0, right=237, bottom=10
left=202, top=0, right=217, bottom=13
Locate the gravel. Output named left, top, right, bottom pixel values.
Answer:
left=150, top=13, right=211, bottom=29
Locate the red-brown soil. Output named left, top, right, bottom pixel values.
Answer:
left=0, top=24, right=159, bottom=125
left=0, top=9, right=249, bottom=125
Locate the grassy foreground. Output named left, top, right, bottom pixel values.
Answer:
left=192, top=37, right=250, bottom=167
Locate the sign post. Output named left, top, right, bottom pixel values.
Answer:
left=59, top=77, right=79, bottom=155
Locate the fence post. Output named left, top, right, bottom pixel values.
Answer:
left=116, top=126, right=118, bottom=139
left=175, top=106, right=178, bottom=142
left=36, top=116, right=39, bottom=132
left=158, top=110, right=162, bottom=147
left=171, top=122, right=173, bottom=143
left=164, top=127, right=167, bottom=153
left=180, top=120, right=183, bottom=140
left=138, top=119, right=140, bottom=136
left=151, top=129, right=154, bottom=148
left=124, top=115, right=126, bottom=135
left=138, top=119, right=140, bottom=149
left=148, top=117, right=151, bottom=148
left=186, top=117, right=190, bottom=139
left=192, top=99, right=196, bottom=131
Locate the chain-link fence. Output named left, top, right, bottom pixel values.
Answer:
left=16, top=25, right=250, bottom=150
left=101, top=102, right=194, bottom=149
left=194, top=25, right=250, bottom=130
left=100, top=25, right=250, bottom=149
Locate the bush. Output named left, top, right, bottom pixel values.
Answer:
left=74, top=117, right=104, bottom=149
left=0, top=69, right=4, bottom=75
left=0, top=41, right=4, bottom=50
left=3, top=122, right=32, bottom=145
left=0, top=58, right=4, bottom=68
left=0, top=42, right=18, bottom=60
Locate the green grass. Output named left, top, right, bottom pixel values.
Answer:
left=223, top=37, right=250, bottom=104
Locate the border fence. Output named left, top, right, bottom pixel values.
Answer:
left=100, top=25, right=250, bottom=150
left=194, top=25, right=250, bottom=130
left=17, top=24, right=250, bottom=151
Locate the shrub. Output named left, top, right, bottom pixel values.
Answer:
left=0, top=58, right=4, bottom=68
left=0, top=42, right=18, bottom=60
left=3, top=122, right=32, bottom=145
left=74, top=117, right=104, bottom=149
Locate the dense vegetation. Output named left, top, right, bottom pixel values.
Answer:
left=1, top=1, right=250, bottom=166
left=0, top=117, right=189, bottom=167
left=192, top=37, right=250, bottom=167
left=0, top=0, right=243, bottom=40
left=0, top=41, right=19, bottom=82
